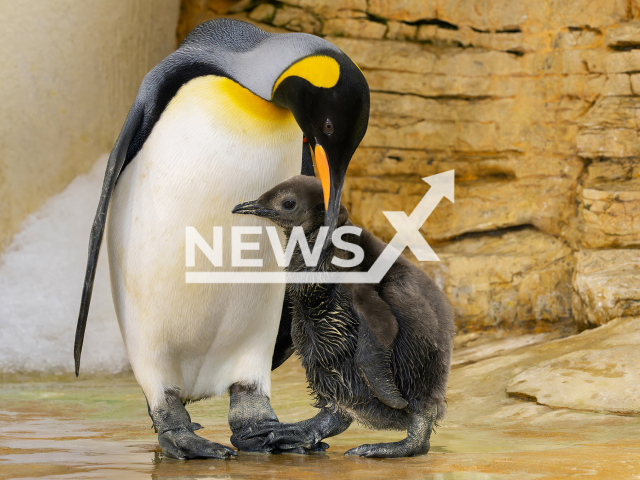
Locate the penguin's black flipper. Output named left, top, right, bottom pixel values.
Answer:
left=73, top=101, right=144, bottom=377
left=271, top=292, right=295, bottom=371
left=348, top=285, right=408, bottom=410
left=355, top=322, right=408, bottom=410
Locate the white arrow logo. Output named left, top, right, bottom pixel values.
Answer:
left=187, top=170, right=454, bottom=284
left=384, top=170, right=454, bottom=262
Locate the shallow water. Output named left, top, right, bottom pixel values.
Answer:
left=2, top=349, right=640, bottom=479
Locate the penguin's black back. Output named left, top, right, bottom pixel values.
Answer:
left=123, top=19, right=271, bottom=173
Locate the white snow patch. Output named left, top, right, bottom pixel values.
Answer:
left=0, top=155, right=129, bottom=374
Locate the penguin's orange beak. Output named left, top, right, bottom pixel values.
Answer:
left=309, top=142, right=345, bottom=249
left=312, top=144, right=331, bottom=210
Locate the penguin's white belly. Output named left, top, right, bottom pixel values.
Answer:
left=106, top=76, right=302, bottom=408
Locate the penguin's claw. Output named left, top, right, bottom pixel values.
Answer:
left=344, top=440, right=429, bottom=458
left=238, top=423, right=327, bottom=453
left=238, top=423, right=280, bottom=440
left=230, top=423, right=280, bottom=454
left=237, top=408, right=351, bottom=454
left=159, top=426, right=237, bottom=460
left=281, top=442, right=330, bottom=454
left=262, top=424, right=323, bottom=450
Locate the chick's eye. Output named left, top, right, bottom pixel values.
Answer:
left=282, top=200, right=296, bottom=210
left=322, top=119, right=334, bottom=135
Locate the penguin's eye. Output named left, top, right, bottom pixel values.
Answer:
left=322, top=119, right=334, bottom=135
left=282, top=200, right=296, bottom=210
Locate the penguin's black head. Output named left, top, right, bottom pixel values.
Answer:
left=271, top=52, right=369, bottom=245
left=232, top=175, right=349, bottom=235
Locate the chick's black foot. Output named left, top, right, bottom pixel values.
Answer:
left=231, top=420, right=281, bottom=453
left=262, top=423, right=325, bottom=451
left=152, top=390, right=236, bottom=460
left=242, top=408, right=352, bottom=454
left=344, top=438, right=429, bottom=458
left=281, top=442, right=330, bottom=455
left=228, top=383, right=281, bottom=453
left=234, top=422, right=330, bottom=454
left=345, top=405, right=437, bottom=459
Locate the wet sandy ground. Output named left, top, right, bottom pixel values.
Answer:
left=2, top=334, right=640, bottom=479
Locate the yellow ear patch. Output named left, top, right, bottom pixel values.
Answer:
left=272, top=56, right=340, bottom=97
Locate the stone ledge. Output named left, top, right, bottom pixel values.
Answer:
left=577, top=97, right=640, bottom=159
left=577, top=173, right=640, bottom=248
left=271, top=5, right=321, bottom=34
left=367, top=0, right=436, bottom=23
left=322, top=18, right=387, bottom=39
left=572, top=249, right=640, bottom=330
left=413, top=228, right=573, bottom=331
left=605, top=21, right=640, bottom=49
left=507, top=317, right=640, bottom=415
left=278, top=0, right=367, bottom=18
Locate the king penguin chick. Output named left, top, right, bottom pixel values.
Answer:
left=73, top=19, right=369, bottom=459
left=232, top=176, right=455, bottom=458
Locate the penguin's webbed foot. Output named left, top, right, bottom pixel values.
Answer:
left=151, top=390, right=236, bottom=460
left=242, top=407, right=352, bottom=454
left=344, top=438, right=428, bottom=458
left=234, top=422, right=330, bottom=454
left=280, top=442, right=330, bottom=455
left=228, top=383, right=281, bottom=453
left=159, top=426, right=237, bottom=460
left=258, top=423, right=325, bottom=452
left=230, top=420, right=281, bottom=453
left=345, top=405, right=437, bottom=459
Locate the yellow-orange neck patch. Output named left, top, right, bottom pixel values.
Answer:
left=165, top=76, right=300, bottom=145
left=218, top=77, right=293, bottom=124
left=272, top=56, right=340, bottom=97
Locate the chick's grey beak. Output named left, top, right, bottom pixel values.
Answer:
left=232, top=200, right=277, bottom=218
left=323, top=182, right=343, bottom=249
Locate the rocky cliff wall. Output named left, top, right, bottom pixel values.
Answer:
left=179, top=0, right=640, bottom=333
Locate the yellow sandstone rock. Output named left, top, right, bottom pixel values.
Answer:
left=415, top=229, right=573, bottom=331
left=507, top=317, right=640, bottom=414
left=271, top=5, right=320, bottom=34
left=573, top=158, right=640, bottom=249
left=386, top=21, right=417, bottom=41
left=572, top=250, right=640, bottom=329
left=278, top=0, right=366, bottom=19
left=345, top=148, right=582, bottom=242
left=578, top=180, right=640, bottom=248
left=322, top=18, right=387, bottom=39
left=367, top=0, right=436, bottom=23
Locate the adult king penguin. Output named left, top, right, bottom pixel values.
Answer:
left=74, top=19, right=369, bottom=459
